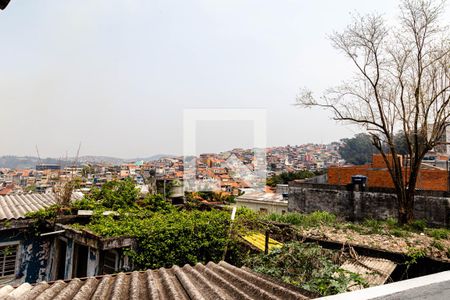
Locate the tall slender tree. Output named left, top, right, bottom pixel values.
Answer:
left=298, top=0, right=450, bottom=224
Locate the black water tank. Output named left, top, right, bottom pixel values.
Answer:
left=351, top=175, right=367, bottom=185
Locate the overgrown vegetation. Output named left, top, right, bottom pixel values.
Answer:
left=26, top=204, right=62, bottom=235
left=428, top=228, right=450, bottom=240
left=82, top=178, right=139, bottom=210
left=28, top=179, right=260, bottom=269
left=264, top=211, right=337, bottom=228
left=265, top=211, right=450, bottom=249
left=245, top=242, right=367, bottom=296
left=402, top=246, right=427, bottom=279
left=82, top=208, right=257, bottom=269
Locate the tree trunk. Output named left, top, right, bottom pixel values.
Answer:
left=406, top=191, right=414, bottom=223
left=398, top=190, right=415, bottom=224
left=396, top=168, right=418, bottom=225
left=397, top=189, right=409, bottom=225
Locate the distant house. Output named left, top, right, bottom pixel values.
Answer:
left=236, top=190, right=287, bottom=214
left=0, top=184, right=14, bottom=196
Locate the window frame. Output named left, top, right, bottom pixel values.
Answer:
left=0, top=241, right=20, bottom=279
left=102, top=249, right=119, bottom=275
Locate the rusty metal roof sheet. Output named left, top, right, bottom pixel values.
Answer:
left=0, top=193, right=56, bottom=220
left=340, top=256, right=396, bottom=290
left=0, top=261, right=309, bottom=300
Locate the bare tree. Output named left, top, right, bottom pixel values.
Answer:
left=297, top=0, right=450, bottom=224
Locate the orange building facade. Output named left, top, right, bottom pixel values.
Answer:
left=328, top=154, right=449, bottom=191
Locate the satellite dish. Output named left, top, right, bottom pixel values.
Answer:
left=0, top=0, right=11, bottom=10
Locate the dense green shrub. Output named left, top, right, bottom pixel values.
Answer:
left=141, top=194, right=175, bottom=212
left=78, top=207, right=258, bottom=269
left=265, top=211, right=337, bottom=228
left=409, top=219, right=427, bottom=232
left=431, top=240, right=445, bottom=251
left=428, top=228, right=450, bottom=240
left=25, top=204, right=62, bottom=236
left=390, top=228, right=409, bottom=238
left=86, top=178, right=139, bottom=209
left=363, top=219, right=383, bottom=234
left=266, top=170, right=319, bottom=187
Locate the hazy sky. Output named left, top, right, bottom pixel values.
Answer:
left=1, top=0, right=446, bottom=158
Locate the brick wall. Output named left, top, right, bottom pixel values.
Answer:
left=371, top=154, right=403, bottom=169
left=328, top=155, right=449, bottom=191
left=328, top=165, right=370, bottom=185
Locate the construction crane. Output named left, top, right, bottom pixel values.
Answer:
left=35, top=145, right=43, bottom=167
left=74, top=142, right=82, bottom=166
left=70, top=142, right=82, bottom=178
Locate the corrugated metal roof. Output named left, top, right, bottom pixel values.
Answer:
left=0, top=193, right=56, bottom=220
left=340, top=256, right=396, bottom=290
left=242, top=232, right=283, bottom=252
left=0, top=261, right=309, bottom=300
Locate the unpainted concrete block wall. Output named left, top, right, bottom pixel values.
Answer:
left=289, top=183, right=450, bottom=227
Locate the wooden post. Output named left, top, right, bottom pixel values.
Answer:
left=264, top=230, right=269, bottom=255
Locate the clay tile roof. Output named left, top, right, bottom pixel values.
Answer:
left=0, top=193, right=57, bottom=220
left=0, top=261, right=309, bottom=300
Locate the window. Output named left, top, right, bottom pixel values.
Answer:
left=0, top=244, right=18, bottom=278
left=103, top=250, right=118, bottom=274
left=72, top=243, right=88, bottom=278
left=54, top=239, right=67, bottom=280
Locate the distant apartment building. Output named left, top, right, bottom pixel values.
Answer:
left=36, top=164, right=61, bottom=171
left=434, top=124, right=450, bottom=155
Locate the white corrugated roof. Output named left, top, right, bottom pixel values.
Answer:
left=0, top=193, right=57, bottom=220
left=341, top=256, right=396, bottom=290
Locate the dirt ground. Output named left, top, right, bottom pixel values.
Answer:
left=300, top=225, right=450, bottom=262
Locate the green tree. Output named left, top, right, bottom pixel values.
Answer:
left=267, top=170, right=317, bottom=187
left=24, top=184, right=37, bottom=193
left=142, top=194, right=174, bottom=212
left=393, top=131, right=410, bottom=155
left=339, top=134, right=378, bottom=165
left=87, top=178, right=139, bottom=209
